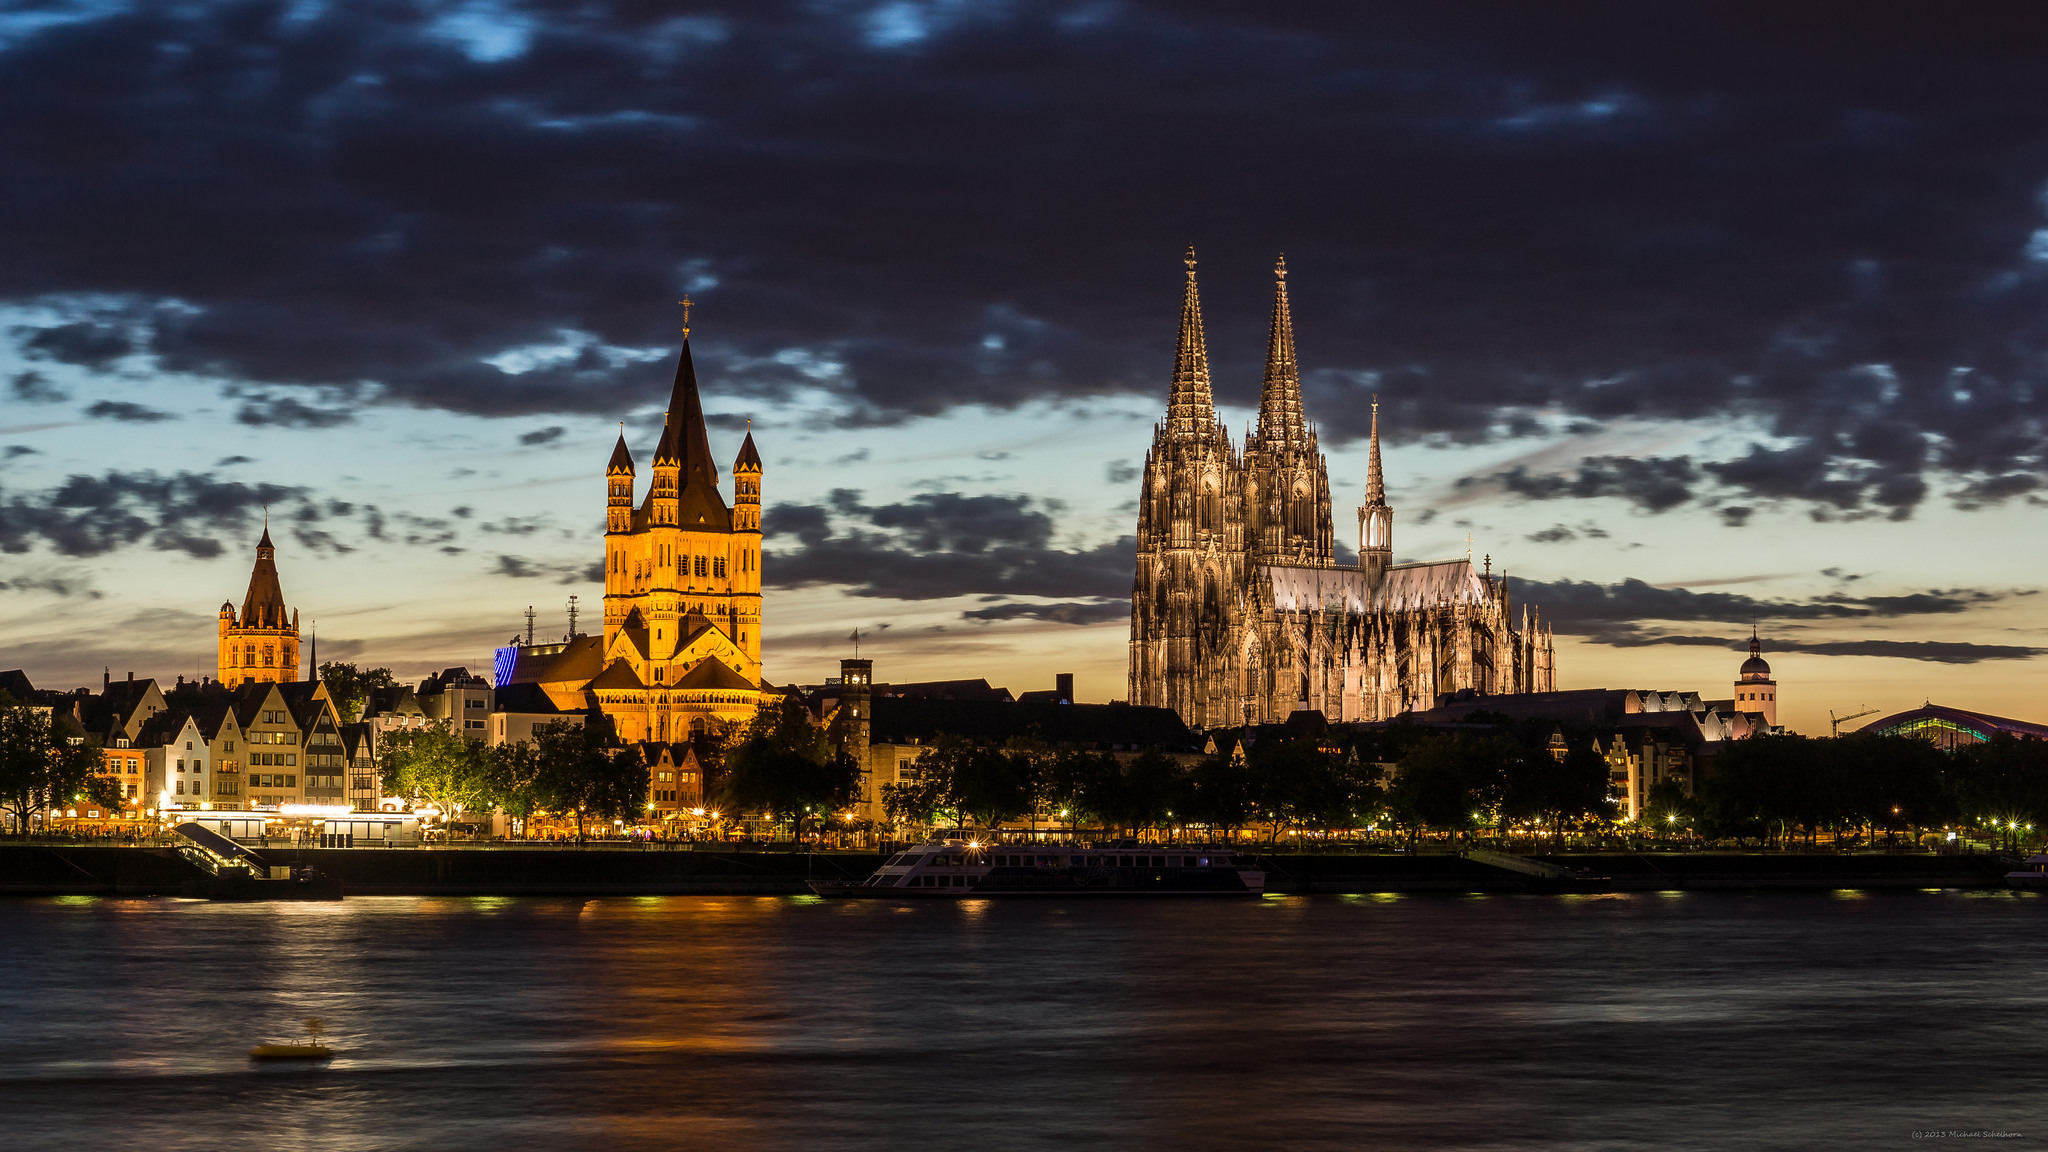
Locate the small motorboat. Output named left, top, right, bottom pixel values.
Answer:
left=251, top=1018, right=334, bottom=1061
left=249, top=1044, right=333, bottom=1061
left=2006, top=854, right=2048, bottom=890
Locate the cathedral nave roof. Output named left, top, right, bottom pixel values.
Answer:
left=1264, top=558, right=1490, bottom=615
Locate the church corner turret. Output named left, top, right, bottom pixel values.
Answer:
left=1127, top=250, right=1557, bottom=729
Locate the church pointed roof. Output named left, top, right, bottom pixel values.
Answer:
left=672, top=658, right=758, bottom=692
left=607, top=428, right=635, bottom=475
left=1166, top=247, right=1217, bottom=438
left=240, top=525, right=288, bottom=628
left=587, top=658, right=648, bottom=691
left=649, top=338, right=731, bottom=528
left=1256, top=255, right=1307, bottom=448
left=734, top=427, right=761, bottom=471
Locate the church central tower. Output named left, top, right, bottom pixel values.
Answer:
left=592, top=326, right=765, bottom=743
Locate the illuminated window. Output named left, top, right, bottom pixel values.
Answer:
left=694, top=556, right=708, bottom=578
left=713, top=558, right=727, bottom=578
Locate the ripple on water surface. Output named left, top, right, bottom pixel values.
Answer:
left=1, top=890, right=2043, bottom=1150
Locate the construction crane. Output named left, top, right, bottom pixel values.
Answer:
left=1830, top=706, right=1881, bottom=738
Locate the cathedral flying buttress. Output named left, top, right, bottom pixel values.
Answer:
left=1129, top=252, right=1556, bottom=729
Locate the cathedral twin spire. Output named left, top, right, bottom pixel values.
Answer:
left=1160, top=249, right=1386, bottom=576
left=1166, top=250, right=1308, bottom=447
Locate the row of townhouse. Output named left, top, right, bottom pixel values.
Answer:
left=6, top=669, right=385, bottom=819
left=7, top=661, right=598, bottom=825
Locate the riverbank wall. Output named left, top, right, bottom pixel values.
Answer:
left=0, top=844, right=2014, bottom=897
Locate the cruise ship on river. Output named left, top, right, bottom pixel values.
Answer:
left=810, top=838, right=1265, bottom=898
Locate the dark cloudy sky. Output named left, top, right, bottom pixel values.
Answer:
left=5, top=1, right=2048, bottom=732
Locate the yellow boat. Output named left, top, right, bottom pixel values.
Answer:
left=250, top=1017, right=334, bottom=1060
left=248, top=1043, right=333, bottom=1061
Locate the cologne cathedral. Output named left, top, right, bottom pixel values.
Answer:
left=1128, top=252, right=1557, bottom=729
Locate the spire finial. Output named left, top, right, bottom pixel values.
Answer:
left=1275, top=253, right=1287, bottom=282
left=679, top=295, right=693, bottom=338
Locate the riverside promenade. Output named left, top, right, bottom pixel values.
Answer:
left=0, top=842, right=2013, bottom=897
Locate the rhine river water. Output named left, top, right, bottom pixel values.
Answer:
left=2, top=890, right=2043, bottom=1150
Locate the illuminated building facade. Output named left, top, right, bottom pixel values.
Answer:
left=591, top=333, right=765, bottom=741
left=1129, top=252, right=1557, bottom=729
left=217, top=526, right=299, bottom=688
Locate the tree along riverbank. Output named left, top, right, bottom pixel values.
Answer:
left=0, top=844, right=2014, bottom=897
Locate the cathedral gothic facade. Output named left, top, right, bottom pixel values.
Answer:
left=1129, top=253, right=1557, bottom=729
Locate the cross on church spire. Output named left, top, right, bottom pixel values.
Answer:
left=678, top=295, right=693, bottom=338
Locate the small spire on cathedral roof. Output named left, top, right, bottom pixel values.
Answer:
left=1364, top=394, right=1386, bottom=508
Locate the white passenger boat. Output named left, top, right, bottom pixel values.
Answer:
left=811, top=838, right=1265, bottom=897
left=2006, top=854, right=2048, bottom=889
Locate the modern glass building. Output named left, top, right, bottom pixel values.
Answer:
left=1857, top=704, right=2048, bottom=751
